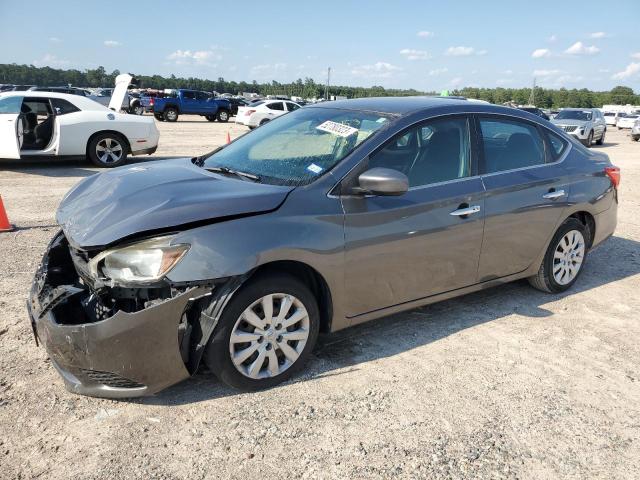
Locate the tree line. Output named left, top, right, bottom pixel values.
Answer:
left=1, top=63, right=638, bottom=108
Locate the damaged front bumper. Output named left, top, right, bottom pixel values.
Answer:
left=27, top=232, right=212, bottom=398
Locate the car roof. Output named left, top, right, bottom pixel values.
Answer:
left=1, top=90, right=109, bottom=111
left=307, top=96, right=527, bottom=117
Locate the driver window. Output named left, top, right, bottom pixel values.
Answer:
left=369, top=116, right=471, bottom=187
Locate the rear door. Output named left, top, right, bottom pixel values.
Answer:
left=181, top=91, right=197, bottom=113
left=476, top=115, right=571, bottom=280
left=342, top=115, right=485, bottom=317
left=0, top=96, right=23, bottom=159
left=196, top=91, right=215, bottom=115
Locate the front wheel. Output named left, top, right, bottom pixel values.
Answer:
left=582, top=131, right=593, bottom=147
left=595, top=129, right=605, bottom=145
left=528, top=218, right=589, bottom=293
left=131, top=103, right=144, bottom=115
left=204, top=273, right=320, bottom=391
left=217, top=109, right=230, bottom=123
left=87, top=133, right=128, bottom=168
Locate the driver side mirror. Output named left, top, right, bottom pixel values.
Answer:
left=355, top=167, right=409, bottom=196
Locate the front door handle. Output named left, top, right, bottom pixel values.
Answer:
left=450, top=205, right=481, bottom=217
left=543, top=189, right=566, bottom=200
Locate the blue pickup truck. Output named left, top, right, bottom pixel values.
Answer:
left=150, top=89, right=232, bottom=122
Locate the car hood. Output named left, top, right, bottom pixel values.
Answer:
left=57, top=158, right=294, bottom=248
left=551, top=119, right=589, bottom=127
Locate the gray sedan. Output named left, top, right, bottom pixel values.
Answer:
left=28, top=97, right=619, bottom=397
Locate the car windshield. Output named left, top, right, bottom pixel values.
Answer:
left=604, top=112, right=614, bottom=116
left=555, top=110, right=592, bottom=121
left=203, top=107, right=391, bottom=186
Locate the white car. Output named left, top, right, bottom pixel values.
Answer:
left=603, top=111, right=619, bottom=126
left=235, top=99, right=301, bottom=129
left=0, top=75, right=159, bottom=167
left=617, top=113, right=639, bottom=130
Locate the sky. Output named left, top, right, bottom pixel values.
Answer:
left=0, top=0, right=639, bottom=92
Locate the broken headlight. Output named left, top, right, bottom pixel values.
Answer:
left=88, top=236, right=189, bottom=286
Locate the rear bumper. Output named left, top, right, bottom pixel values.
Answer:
left=27, top=233, right=209, bottom=398
left=131, top=144, right=158, bottom=156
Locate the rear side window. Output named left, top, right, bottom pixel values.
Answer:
left=267, top=102, right=284, bottom=111
left=0, top=96, right=23, bottom=114
left=182, top=91, right=196, bottom=99
left=195, top=91, right=210, bottom=101
left=51, top=98, right=80, bottom=115
left=479, top=117, right=546, bottom=173
left=546, top=131, right=568, bottom=159
left=286, top=102, right=300, bottom=112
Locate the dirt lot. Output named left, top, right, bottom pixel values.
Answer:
left=1, top=118, right=639, bottom=480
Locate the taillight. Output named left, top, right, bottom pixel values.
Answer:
left=245, top=109, right=256, bottom=116
left=149, top=98, right=154, bottom=106
left=605, top=166, right=620, bottom=188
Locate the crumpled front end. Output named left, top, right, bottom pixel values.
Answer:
left=27, top=231, right=211, bottom=398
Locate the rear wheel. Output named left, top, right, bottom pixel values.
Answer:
left=217, top=109, right=230, bottom=123
left=164, top=107, right=178, bottom=122
left=259, top=118, right=270, bottom=126
left=154, top=113, right=164, bottom=121
left=131, top=103, right=144, bottom=115
left=88, top=133, right=128, bottom=168
left=204, top=273, right=320, bottom=391
left=528, top=218, right=589, bottom=293
left=632, top=135, right=640, bottom=142
left=205, top=115, right=216, bottom=122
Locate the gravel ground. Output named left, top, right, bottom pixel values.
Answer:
left=1, top=118, right=639, bottom=480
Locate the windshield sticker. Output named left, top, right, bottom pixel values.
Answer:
left=376, top=117, right=388, bottom=123
left=307, top=163, right=323, bottom=174
left=316, top=120, right=359, bottom=137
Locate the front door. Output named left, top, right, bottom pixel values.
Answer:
left=0, top=96, right=22, bottom=159
left=342, top=115, right=485, bottom=317
left=476, top=115, right=571, bottom=280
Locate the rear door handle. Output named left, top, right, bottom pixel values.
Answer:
left=450, top=205, right=481, bottom=217
left=543, top=189, right=566, bottom=200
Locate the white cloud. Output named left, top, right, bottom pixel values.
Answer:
left=250, top=63, right=287, bottom=77
left=612, top=62, right=640, bottom=80
left=445, top=46, right=485, bottom=56
left=428, top=67, right=448, bottom=76
left=48, top=37, right=62, bottom=43
left=531, top=48, right=551, bottom=58
left=589, top=32, right=607, bottom=39
left=417, top=31, right=434, bottom=38
left=167, top=49, right=222, bottom=65
left=33, top=54, right=70, bottom=68
left=449, top=77, right=463, bottom=87
left=598, top=68, right=610, bottom=73
left=502, top=69, right=513, bottom=75
left=533, top=69, right=561, bottom=77
left=103, top=40, right=122, bottom=47
left=564, top=41, right=599, bottom=55
left=548, top=34, right=557, bottom=42
left=631, top=52, right=640, bottom=60
left=496, top=78, right=513, bottom=85
left=399, top=48, right=430, bottom=60
left=351, top=62, right=401, bottom=79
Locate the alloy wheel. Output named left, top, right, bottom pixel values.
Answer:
left=553, top=230, right=585, bottom=285
left=95, top=138, right=123, bottom=165
left=229, top=293, right=310, bottom=379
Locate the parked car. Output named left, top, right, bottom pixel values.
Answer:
left=29, top=86, right=88, bottom=96
left=152, top=89, right=232, bottom=122
left=235, top=99, right=301, bottom=128
left=603, top=111, right=620, bottom=126
left=632, top=118, right=640, bottom=141
left=0, top=77, right=159, bottom=168
left=616, top=113, right=639, bottom=130
left=226, top=96, right=250, bottom=116
left=27, top=97, right=619, bottom=398
left=551, top=108, right=606, bottom=146
left=86, top=87, right=131, bottom=112
left=518, top=106, right=550, bottom=120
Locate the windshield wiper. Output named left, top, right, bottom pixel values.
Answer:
left=206, top=166, right=261, bottom=182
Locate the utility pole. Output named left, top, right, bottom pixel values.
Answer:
left=528, top=77, right=536, bottom=106
left=325, top=67, right=331, bottom=100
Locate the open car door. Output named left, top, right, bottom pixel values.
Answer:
left=0, top=112, right=22, bottom=159
left=108, top=73, right=137, bottom=111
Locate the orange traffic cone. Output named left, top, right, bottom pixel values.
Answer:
left=0, top=195, right=14, bottom=232
left=226, top=131, right=231, bottom=144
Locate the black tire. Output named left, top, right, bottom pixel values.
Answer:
left=217, top=109, right=230, bottom=123
left=582, top=131, right=593, bottom=147
left=154, top=113, right=164, bottom=121
left=205, top=115, right=216, bottom=122
left=528, top=218, right=589, bottom=293
left=204, top=273, right=320, bottom=391
left=248, top=126, right=256, bottom=130
left=87, top=132, right=129, bottom=168
left=131, top=103, right=144, bottom=116
left=259, top=118, right=270, bottom=126
left=632, top=135, right=640, bottom=142
left=164, top=107, right=178, bottom=122
left=595, top=129, right=605, bottom=145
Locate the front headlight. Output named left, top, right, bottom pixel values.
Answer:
left=89, top=236, right=189, bottom=286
